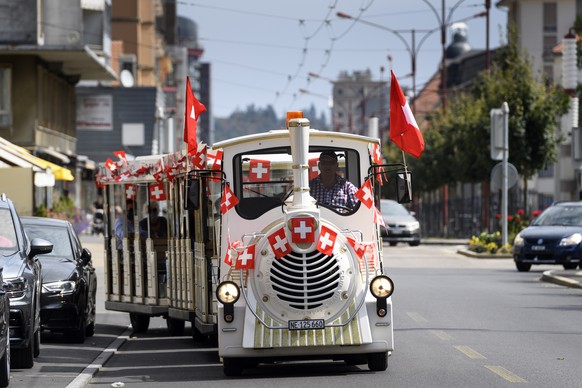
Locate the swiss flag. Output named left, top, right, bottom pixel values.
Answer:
left=374, top=207, right=385, bottom=227
left=104, top=158, right=117, bottom=172
left=220, top=184, right=239, bottom=214
left=125, top=184, right=137, bottom=200
left=267, top=227, right=291, bottom=259
left=235, top=244, right=256, bottom=270
left=369, top=143, right=384, bottom=186
left=249, top=159, right=271, bottom=182
left=224, top=240, right=242, bottom=266
left=355, top=179, right=374, bottom=209
left=114, top=150, right=127, bottom=162
left=184, top=76, right=207, bottom=155
left=308, top=158, right=319, bottom=180
left=207, top=148, right=223, bottom=171
left=317, top=225, right=338, bottom=256
left=390, top=71, right=424, bottom=158
left=291, top=217, right=315, bottom=243
left=192, top=142, right=207, bottom=169
left=347, top=237, right=368, bottom=260
left=149, top=183, right=166, bottom=201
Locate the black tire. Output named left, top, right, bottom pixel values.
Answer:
left=223, top=357, right=244, bottom=376
left=368, top=352, right=388, bottom=371
left=389, top=242, right=397, bottom=247
left=85, top=322, right=95, bottom=337
left=129, top=313, right=150, bottom=333
left=166, top=318, right=185, bottom=336
left=191, top=325, right=205, bottom=342
left=515, top=262, right=531, bottom=272
left=11, top=329, right=34, bottom=369
left=409, top=241, right=420, bottom=247
left=71, top=314, right=87, bottom=344
left=33, top=328, right=40, bottom=358
left=563, top=263, right=577, bottom=270
left=0, top=335, right=10, bottom=387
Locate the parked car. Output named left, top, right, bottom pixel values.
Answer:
left=0, top=193, right=52, bottom=369
left=380, top=199, right=421, bottom=246
left=513, top=201, right=582, bottom=272
left=20, top=217, right=97, bottom=343
left=0, top=268, right=10, bottom=387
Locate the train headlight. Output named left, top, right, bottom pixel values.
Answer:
left=216, top=281, right=240, bottom=323
left=370, top=275, right=394, bottom=317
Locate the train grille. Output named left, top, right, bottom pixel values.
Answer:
left=270, top=250, right=341, bottom=310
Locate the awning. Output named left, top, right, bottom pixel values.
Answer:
left=33, top=147, right=71, bottom=165
left=0, top=138, right=74, bottom=181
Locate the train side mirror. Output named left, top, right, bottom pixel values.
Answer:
left=396, top=172, right=412, bottom=204
left=187, top=179, right=200, bottom=210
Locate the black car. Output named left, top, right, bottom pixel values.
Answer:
left=21, top=217, right=97, bottom=343
left=0, top=194, right=52, bottom=369
left=513, top=201, right=582, bottom=272
left=0, top=268, right=10, bottom=387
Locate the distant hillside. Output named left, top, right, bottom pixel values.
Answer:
left=214, top=104, right=328, bottom=142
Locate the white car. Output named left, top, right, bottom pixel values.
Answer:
left=380, top=199, right=421, bottom=246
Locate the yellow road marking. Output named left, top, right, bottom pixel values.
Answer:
left=406, top=312, right=428, bottom=323
left=430, top=330, right=453, bottom=340
left=454, top=345, right=486, bottom=359
left=485, top=365, right=527, bottom=383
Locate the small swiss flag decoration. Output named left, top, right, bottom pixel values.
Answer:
left=207, top=148, right=223, bottom=171
left=104, top=158, right=117, bottom=172
left=224, top=240, right=242, bottom=266
left=267, top=227, right=291, bottom=259
left=291, top=217, right=315, bottom=243
left=235, top=244, right=256, bottom=270
left=125, top=184, right=137, bottom=200
left=355, top=179, right=374, bottom=209
left=317, top=225, right=338, bottom=256
left=374, top=207, right=385, bottom=227
left=220, top=184, right=239, bottom=214
left=347, top=237, right=367, bottom=260
left=308, top=158, right=319, bottom=180
left=114, top=150, right=128, bottom=162
left=249, top=159, right=271, bottom=182
left=149, top=183, right=166, bottom=201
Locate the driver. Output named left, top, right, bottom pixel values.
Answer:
left=309, top=150, right=358, bottom=210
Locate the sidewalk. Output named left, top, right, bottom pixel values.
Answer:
left=540, top=270, right=582, bottom=289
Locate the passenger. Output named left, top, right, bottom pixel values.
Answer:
left=139, top=201, right=168, bottom=238
left=309, top=150, right=358, bottom=210
left=114, top=199, right=135, bottom=250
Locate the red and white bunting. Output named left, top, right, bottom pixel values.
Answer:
left=308, top=158, right=319, bottom=180
left=207, top=148, right=223, bottom=171
left=347, top=237, right=368, bottom=260
left=249, top=159, right=271, bottom=182
left=235, top=244, right=256, bottom=270
left=113, top=150, right=128, bottom=162
left=220, top=184, right=239, bottom=214
left=369, top=143, right=382, bottom=165
left=355, top=179, right=374, bottom=209
left=291, top=217, right=315, bottom=244
left=267, top=227, right=291, bottom=259
left=104, top=158, right=117, bottom=172
left=317, top=225, right=338, bottom=256
left=149, top=182, right=166, bottom=201
left=125, top=184, right=137, bottom=200
left=114, top=171, right=132, bottom=182
left=373, top=207, right=385, bottom=227
left=224, top=240, right=242, bottom=266
left=192, top=142, right=207, bottom=170
left=153, top=159, right=167, bottom=182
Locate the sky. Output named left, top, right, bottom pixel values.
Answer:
left=177, top=0, right=508, bottom=122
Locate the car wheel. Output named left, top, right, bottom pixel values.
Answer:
left=11, top=325, right=34, bottom=369
left=515, top=262, right=531, bottom=272
left=0, top=332, right=10, bottom=387
left=563, top=263, right=577, bottom=270
left=166, top=317, right=185, bottom=336
left=33, top=328, right=40, bottom=358
left=389, top=242, right=397, bottom=247
left=85, top=322, right=95, bottom=337
left=368, top=352, right=388, bottom=371
left=409, top=241, right=420, bottom=247
left=71, top=314, right=87, bottom=344
left=129, top=313, right=150, bottom=333
left=223, top=357, right=244, bottom=376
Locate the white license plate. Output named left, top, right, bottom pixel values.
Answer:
left=288, top=319, right=325, bottom=330
left=531, top=245, right=546, bottom=251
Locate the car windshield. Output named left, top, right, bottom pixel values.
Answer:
left=24, top=224, right=73, bottom=257
left=0, top=208, right=17, bottom=250
left=381, top=201, right=409, bottom=216
left=532, top=205, right=582, bottom=226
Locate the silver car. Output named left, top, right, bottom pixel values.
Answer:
left=380, top=199, right=421, bottom=246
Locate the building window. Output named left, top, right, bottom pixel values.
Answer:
left=538, top=164, right=554, bottom=178
left=543, top=3, right=557, bottom=33
left=0, top=66, right=11, bottom=127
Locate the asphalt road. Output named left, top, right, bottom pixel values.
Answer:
left=14, top=237, right=582, bottom=387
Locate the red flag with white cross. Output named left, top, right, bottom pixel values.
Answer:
left=355, top=178, right=374, bottom=209
left=220, top=184, right=239, bottom=214
left=184, top=76, right=207, bottom=155
left=224, top=240, right=242, bottom=266
left=113, top=150, right=127, bottom=162
left=290, top=217, right=315, bottom=244
left=317, top=225, right=338, bottom=256
left=125, top=184, right=137, bottom=200
left=249, top=159, right=271, bottom=182
left=308, top=158, right=319, bottom=180
left=235, top=244, right=256, bottom=270
left=104, top=158, right=117, bottom=172
left=347, top=237, right=367, bottom=260
left=207, top=148, right=223, bottom=171
left=374, top=207, right=385, bottom=227
left=267, top=227, right=291, bottom=259
left=149, top=183, right=166, bottom=201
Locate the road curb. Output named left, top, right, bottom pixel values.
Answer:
left=540, top=271, right=582, bottom=289
left=65, top=326, right=133, bottom=388
left=456, top=249, right=512, bottom=259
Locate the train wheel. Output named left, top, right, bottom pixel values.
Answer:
left=223, top=357, right=244, bottom=376
left=368, top=352, right=388, bottom=371
left=166, top=318, right=185, bottom=336
left=129, top=313, right=150, bottom=333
